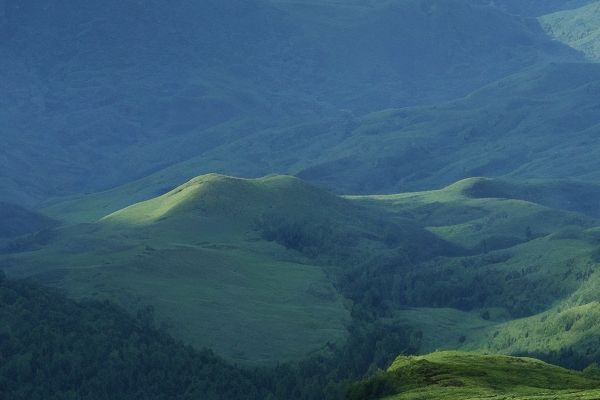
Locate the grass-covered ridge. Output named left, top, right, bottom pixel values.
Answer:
left=350, top=177, right=600, bottom=367
left=348, top=351, right=600, bottom=400
left=2, top=174, right=453, bottom=364
left=8, top=174, right=600, bottom=371
left=102, top=173, right=350, bottom=225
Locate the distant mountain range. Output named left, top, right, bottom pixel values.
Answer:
left=0, top=0, right=584, bottom=204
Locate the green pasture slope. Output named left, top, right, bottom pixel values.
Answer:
left=353, top=177, right=600, bottom=367
left=1, top=173, right=444, bottom=364
left=349, top=351, right=600, bottom=400
left=2, top=175, right=357, bottom=364
left=7, top=173, right=600, bottom=383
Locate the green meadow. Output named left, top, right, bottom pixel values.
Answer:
left=7, top=173, right=600, bottom=373
left=350, top=351, right=600, bottom=400
left=3, top=175, right=361, bottom=363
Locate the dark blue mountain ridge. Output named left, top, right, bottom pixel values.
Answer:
left=0, top=0, right=580, bottom=204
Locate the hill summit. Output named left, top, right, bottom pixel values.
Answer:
left=102, top=173, right=349, bottom=225
left=349, top=351, right=600, bottom=399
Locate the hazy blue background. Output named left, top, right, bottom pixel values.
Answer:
left=2, top=0, right=596, bottom=206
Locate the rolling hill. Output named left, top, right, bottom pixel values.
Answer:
left=348, top=351, right=600, bottom=400
left=2, top=175, right=354, bottom=363
left=8, top=173, right=600, bottom=370
left=351, top=177, right=600, bottom=367
left=1, top=174, right=453, bottom=364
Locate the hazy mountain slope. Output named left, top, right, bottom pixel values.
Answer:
left=349, top=351, right=600, bottom=400
left=540, top=1, right=600, bottom=61
left=0, top=0, right=579, bottom=204
left=477, top=0, right=596, bottom=16
left=0, top=0, right=305, bottom=203
left=0, top=202, right=56, bottom=239
left=273, top=63, right=600, bottom=193
left=68, top=62, right=600, bottom=200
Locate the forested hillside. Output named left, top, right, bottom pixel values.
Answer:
left=0, top=272, right=270, bottom=399
left=0, top=272, right=424, bottom=399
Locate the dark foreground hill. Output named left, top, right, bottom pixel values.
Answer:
left=0, top=272, right=270, bottom=400
left=6, top=272, right=599, bottom=400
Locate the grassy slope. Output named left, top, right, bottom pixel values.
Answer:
left=3, top=175, right=355, bottom=364
left=352, top=177, right=600, bottom=366
left=350, top=351, right=600, bottom=400
left=540, top=1, right=600, bottom=61
left=2, top=174, right=452, bottom=365
left=13, top=174, right=600, bottom=369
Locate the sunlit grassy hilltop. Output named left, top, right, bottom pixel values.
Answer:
left=8, top=173, right=600, bottom=370
left=3, top=175, right=356, bottom=363
left=1, top=174, right=450, bottom=364
left=349, top=351, right=600, bottom=400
